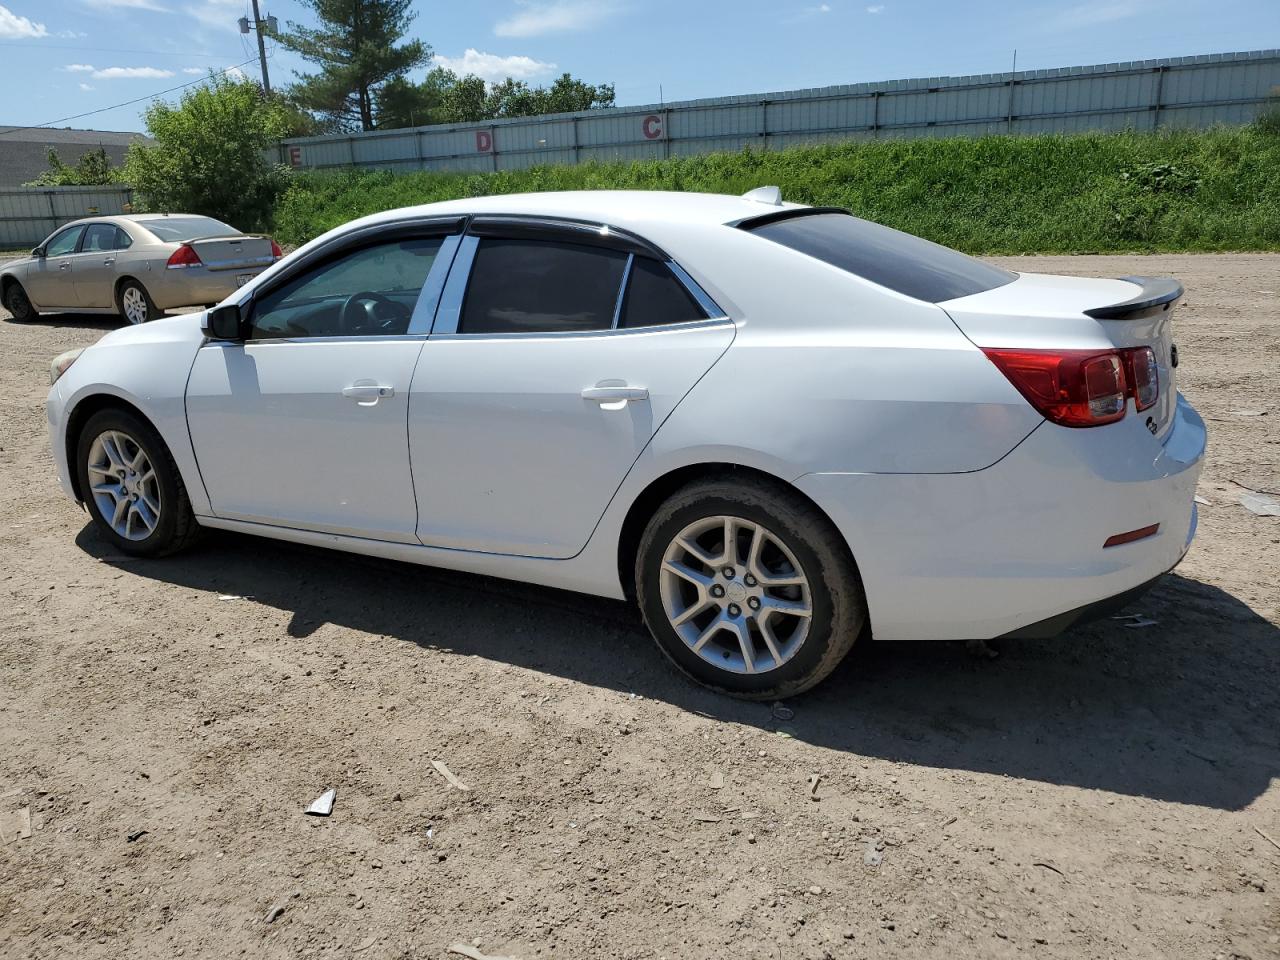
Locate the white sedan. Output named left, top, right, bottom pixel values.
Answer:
left=46, top=189, right=1206, bottom=699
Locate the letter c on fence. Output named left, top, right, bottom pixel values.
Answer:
left=288, top=146, right=302, bottom=167
left=476, top=131, right=493, bottom=153
left=642, top=115, right=663, bottom=140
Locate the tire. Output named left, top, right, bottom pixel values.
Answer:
left=635, top=475, right=866, bottom=700
left=76, top=407, right=199, bottom=557
left=3, top=280, right=36, bottom=321
left=116, top=279, right=159, bottom=325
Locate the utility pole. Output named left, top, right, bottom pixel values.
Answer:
left=239, top=0, right=276, bottom=95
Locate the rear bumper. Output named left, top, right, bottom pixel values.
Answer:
left=147, top=265, right=268, bottom=310
left=795, top=393, right=1206, bottom=641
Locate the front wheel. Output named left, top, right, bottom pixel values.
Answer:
left=116, top=279, right=158, bottom=325
left=76, top=408, right=198, bottom=556
left=635, top=476, right=866, bottom=700
left=3, top=281, right=36, bottom=321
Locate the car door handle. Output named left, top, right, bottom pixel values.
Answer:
left=342, top=384, right=394, bottom=403
left=103, top=258, right=115, bottom=266
left=581, top=385, right=649, bottom=403
left=59, top=262, right=72, bottom=270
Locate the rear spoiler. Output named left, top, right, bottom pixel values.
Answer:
left=1084, top=276, right=1183, bottom=321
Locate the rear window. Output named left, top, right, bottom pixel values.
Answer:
left=746, top=212, right=1015, bottom=303
left=136, top=217, right=241, bottom=242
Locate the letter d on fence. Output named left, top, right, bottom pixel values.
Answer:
left=476, top=131, right=493, bottom=152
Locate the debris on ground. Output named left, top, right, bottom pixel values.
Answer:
left=432, top=760, right=472, bottom=792
left=1255, top=826, right=1280, bottom=853
left=1111, top=614, right=1158, bottom=629
left=693, top=813, right=723, bottom=823
left=807, top=774, right=822, bottom=801
left=1, top=806, right=32, bottom=843
left=1033, top=861, right=1069, bottom=880
left=771, top=701, right=795, bottom=721
left=126, top=829, right=147, bottom=842
left=303, top=787, right=336, bottom=817
left=864, top=841, right=884, bottom=867
left=264, top=905, right=286, bottom=924
left=1194, top=494, right=1211, bottom=505
left=447, top=943, right=521, bottom=960
left=1240, top=491, right=1280, bottom=516
left=708, top=771, right=724, bottom=790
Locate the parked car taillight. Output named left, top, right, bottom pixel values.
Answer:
left=1121, top=346, right=1159, bottom=412
left=166, top=244, right=202, bottom=269
left=981, top=348, right=1128, bottom=427
left=270, top=239, right=283, bottom=260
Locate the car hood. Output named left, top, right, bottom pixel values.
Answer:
left=93, top=310, right=207, bottom=350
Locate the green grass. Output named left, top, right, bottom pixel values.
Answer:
left=272, top=127, right=1280, bottom=254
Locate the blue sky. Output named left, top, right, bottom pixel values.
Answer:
left=2, top=0, right=1276, bottom=132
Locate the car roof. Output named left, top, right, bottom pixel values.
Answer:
left=351, top=190, right=807, bottom=234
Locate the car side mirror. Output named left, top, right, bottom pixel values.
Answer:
left=203, top=303, right=245, bottom=341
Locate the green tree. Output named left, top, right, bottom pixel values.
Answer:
left=26, top=147, right=119, bottom=186
left=274, top=0, right=430, bottom=132
left=122, top=75, right=291, bottom=230
left=374, top=68, right=456, bottom=129
left=489, top=73, right=614, bottom=118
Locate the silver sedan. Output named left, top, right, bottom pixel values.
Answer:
left=1, top=214, right=280, bottom=324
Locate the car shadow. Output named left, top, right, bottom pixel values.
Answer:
left=2, top=312, right=123, bottom=330
left=74, top=524, right=1279, bottom=812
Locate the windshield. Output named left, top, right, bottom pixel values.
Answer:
left=136, top=217, right=241, bottom=242
left=745, top=212, right=1015, bottom=304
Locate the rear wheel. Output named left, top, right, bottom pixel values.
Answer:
left=76, top=408, right=198, bottom=556
left=635, top=476, right=866, bottom=700
left=116, top=279, right=158, bottom=325
left=3, top=280, right=36, bottom=321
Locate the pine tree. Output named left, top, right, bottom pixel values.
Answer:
left=274, top=0, right=430, bottom=131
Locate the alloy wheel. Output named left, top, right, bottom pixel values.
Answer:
left=86, top=430, right=162, bottom=540
left=658, top=515, right=813, bottom=675
left=121, top=286, right=149, bottom=324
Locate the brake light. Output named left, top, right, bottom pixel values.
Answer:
left=1121, top=346, right=1159, bottom=412
left=982, top=348, right=1128, bottom=427
left=270, top=239, right=283, bottom=260
left=165, top=243, right=202, bottom=269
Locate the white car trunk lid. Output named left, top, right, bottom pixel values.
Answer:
left=188, top=235, right=275, bottom=272
left=941, top=272, right=1181, bottom=439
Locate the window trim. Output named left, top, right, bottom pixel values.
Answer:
left=236, top=228, right=463, bottom=344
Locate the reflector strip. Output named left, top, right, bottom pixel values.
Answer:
left=1103, top=524, right=1160, bottom=548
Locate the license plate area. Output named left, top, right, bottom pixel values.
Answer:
left=236, top=274, right=253, bottom=287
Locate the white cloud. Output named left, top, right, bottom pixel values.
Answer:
left=65, top=63, right=95, bottom=72
left=79, top=82, right=93, bottom=90
left=0, top=3, right=48, bottom=38
left=189, top=0, right=244, bottom=31
left=434, top=48, right=558, bottom=83
left=494, top=0, right=621, bottom=38
left=92, top=65, right=175, bottom=78
left=222, top=64, right=246, bottom=79
left=82, top=0, right=169, bottom=10
left=866, top=4, right=884, bottom=11
left=183, top=66, right=204, bottom=75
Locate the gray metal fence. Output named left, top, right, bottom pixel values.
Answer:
left=0, top=185, right=134, bottom=249
left=277, top=49, right=1280, bottom=176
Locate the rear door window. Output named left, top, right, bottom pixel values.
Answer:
left=81, top=223, right=117, bottom=253
left=618, top=258, right=707, bottom=329
left=459, top=238, right=629, bottom=334
left=745, top=212, right=1015, bottom=303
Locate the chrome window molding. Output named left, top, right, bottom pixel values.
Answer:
left=426, top=316, right=735, bottom=342
left=610, top=254, right=635, bottom=329
left=206, top=333, right=431, bottom=347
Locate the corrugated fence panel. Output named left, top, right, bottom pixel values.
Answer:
left=277, top=50, right=1280, bottom=175
left=0, top=185, right=133, bottom=248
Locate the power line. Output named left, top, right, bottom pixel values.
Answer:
left=0, top=57, right=264, bottom=138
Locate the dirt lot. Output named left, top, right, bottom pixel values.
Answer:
left=1, top=254, right=1277, bottom=960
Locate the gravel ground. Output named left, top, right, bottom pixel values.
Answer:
left=1, top=254, right=1277, bottom=960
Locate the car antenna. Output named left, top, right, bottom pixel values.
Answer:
left=741, top=186, right=782, bottom=206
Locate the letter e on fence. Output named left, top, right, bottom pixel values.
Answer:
left=476, top=131, right=493, bottom=153
left=288, top=146, right=302, bottom=168
left=642, top=115, right=663, bottom=140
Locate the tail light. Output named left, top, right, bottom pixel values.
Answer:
left=982, top=348, right=1128, bottom=427
left=270, top=239, right=283, bottom=260
left=165, top=243, right=202, bottom=269
left=1121, top=346, right=1159, bottom=412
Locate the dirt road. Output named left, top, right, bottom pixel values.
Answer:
left=1, top=254, right=1277, bottom=960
